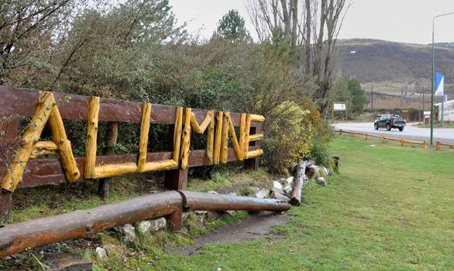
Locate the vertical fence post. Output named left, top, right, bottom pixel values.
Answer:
left=339, top=129, right=343, bottom=135
left=351, top=131, right=355, bottom=137
left=401, top=138, right=405, bottom=147
left=365, top=133, right=369, bottom=140
left=98, top=122, right=118, bottom=198
left=382, top=136, right=385, bottom=143
left=436, top=141, right=441, bottom=151
left=0, top=117, right=19, bottom=221
left=244, top=124, right=261, bottom=170
left=424, top=140, right=428, bottom=149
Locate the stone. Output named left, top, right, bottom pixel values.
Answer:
left=305, top=160, right=316, bottom=166
left=316, top=177, right=327, bottom=186
left=271, top=192, right=290, bottom=202
left=286, top=177, right=294, bottom=186
left=208, top=191, right=218, bottom=194
left=307, top=165, right=320, bottom=179
left=283, top=184, right=293, bottom=196
left=328, top=169, right=334, bottom=176
left=114, top=224, right=136, bottom=244
left=137, top=218, right=166, bottom=233
left=43, top=253, right=92, bottom=271
left=225, top=210, right=235, bottom=216
left=254, top=188, right=269, bottom=199
left=273, top=181, right=283, bottom=191
left=95, top=247, right=108, bottom=261
left=194, top=210, right=208, bottom=216
left=271, top=187, right=285, bottom=195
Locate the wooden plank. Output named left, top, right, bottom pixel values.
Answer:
left=84, top=97, right=100, bottom=179
left=137, top=103, right=152, bottom=173
left=0, top=86, right=258, bottom=126
left=213, top=112, right=223, bottom=164
left=180, top=108, right=192, bottom=169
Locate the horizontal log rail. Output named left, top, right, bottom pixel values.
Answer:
left=0, top=191, right=290, bottom=258
left=335, top=129, right=428, bottom=149
left=437, top=141, right=454, bottom=151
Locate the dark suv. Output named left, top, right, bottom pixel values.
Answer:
left=374, top=115, right=406, bottom=131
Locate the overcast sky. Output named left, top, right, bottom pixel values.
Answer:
left=168, top=0, right=454, bottom=45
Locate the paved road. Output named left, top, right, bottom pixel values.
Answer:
left=333, top=122, right=454, bottom=145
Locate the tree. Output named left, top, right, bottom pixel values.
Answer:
left=348, top=78, right=367, bottom=114
left=247, top=0, right=350, bottom=112
left=330, top=77, right=366, bottom=116
left=213, top=10, right=251, bottom=42
left=0, top=0, right=76, bottom=87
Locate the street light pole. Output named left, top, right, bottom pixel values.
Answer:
left=431, top=12, right=454, bottom=145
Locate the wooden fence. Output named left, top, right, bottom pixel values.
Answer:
left=0, top=86, right=265, bottom=225
left=335, top=129, right=428, bottom=149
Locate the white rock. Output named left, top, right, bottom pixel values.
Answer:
left=254, top=188, right=269, bottom=199
left=96, top=247, right=108, bottom=261
left=316, top=177, right=327, bottom=186
left=114, top=224, right=136, bottom=244
left=208, top=191, right=219, bottom=194
left=284, top=185, right=293, bottom=196
left=271, top=192, right=290, bottom=202
left=273, top=181, right=283, bottom=191
left=286, top=177, right=294, bottom=186
left=137, top=218, right=166, bottom=233
left=309, top=165, right=320, bottom=179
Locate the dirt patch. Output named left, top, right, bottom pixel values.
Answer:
left=172, top=211, right=288, bottom=256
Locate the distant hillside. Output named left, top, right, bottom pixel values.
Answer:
left=333, top=39, right=454, bottom=109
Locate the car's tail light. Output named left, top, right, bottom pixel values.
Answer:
left=392, top=120, right=395, bottom=124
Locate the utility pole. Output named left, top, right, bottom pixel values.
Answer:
left=371, top=83, right=374, bottom=111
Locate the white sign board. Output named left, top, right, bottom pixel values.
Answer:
left=333, top=103, right=346, bottom=111
left=435, top=72, right=444, bottom=97
left=424, top=111, right=431, bottom=116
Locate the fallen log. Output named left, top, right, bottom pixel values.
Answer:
left=290, top=160, right=307, bottom=206
left=0, top=190, right=291, bottom=257
left=182, top=191, right=291, bottom=212
left=0, top=191, right=183, bottom=258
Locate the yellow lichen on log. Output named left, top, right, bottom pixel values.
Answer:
left=173, top=107, right=183, bottom=163
left=142, top=159, right=178, bottom=172
left=94, top=163, right=138, bottom=179
left=246, top=149, right=264, bottom=159
left=250, top=114, right=265, bottom=122
left=48, top=94, right=80, bottom=182
left=213, top=112, right=223, bottom=164
left=137, top=103, right=152, bottom=173
left=206, top=111, right=215, bottom=165
left=249, top=134, right=264, bottom=142
left=2, top=93, right=53, bottom=192
left=30, top=141, right=58, bottom=158
left=180, top=108, right=192, bottom=169
left=220, top=112, right=230, bottom=164
left=227, top=113, right=243, bottom=161
left=84, top=97, right=100, bottom=179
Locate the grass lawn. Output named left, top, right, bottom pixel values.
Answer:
left=150, top=136, right=454, bottom=270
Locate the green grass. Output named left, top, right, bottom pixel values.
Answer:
left=142, top=136, right=454, bottom=270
